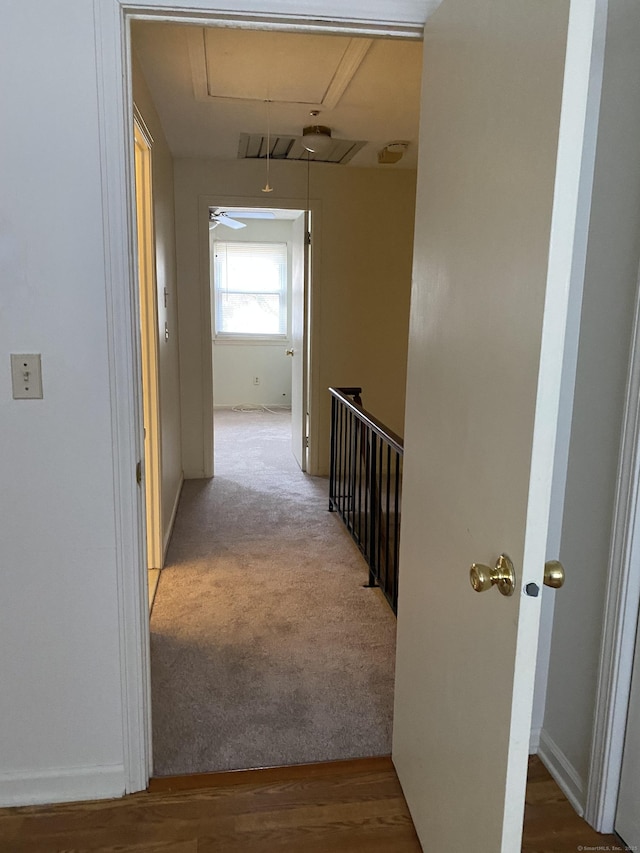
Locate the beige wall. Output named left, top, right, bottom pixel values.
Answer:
left=132, top=56, right=184, bottom=552
left=542, top=0, right=640, bottom=803
left=174, top=158, right=416, bottom=476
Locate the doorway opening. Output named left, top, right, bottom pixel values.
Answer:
left=129, top=20, right=420, bottom=779
left=120, top=3, right=421, bottom=792
left=209, top=205, right=309, bottom=473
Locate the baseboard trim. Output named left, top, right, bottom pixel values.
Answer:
left=0, top=763, right=126, bottom=808
left=163, top=473, right=184, bottom=563
left=538, top=729, right=585, bottom=817
left=148, top=755, right=394, bottom=794
left=213, top=404, right=292, bottom=410
left=182, top=469, right=209, bottom=480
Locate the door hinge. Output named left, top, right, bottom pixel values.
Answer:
left=305, top=435, right=309, bottom=448
left=136, top=460, right=142, bottom=485
left=305, top=231, right=311, bottom=246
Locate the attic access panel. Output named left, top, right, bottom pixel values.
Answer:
left=238, top=133, right=366, bottom=165
left=188, top=28, right=372, bottom=111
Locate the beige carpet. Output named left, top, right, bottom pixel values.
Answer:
left=150, top=407, right=396, bottom=776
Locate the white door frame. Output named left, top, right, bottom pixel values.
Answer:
left=203, top=195, right=321, bottom=476
left=93, top=0, right=425, bottom=793
left=585, top=260, right=640, bottom=832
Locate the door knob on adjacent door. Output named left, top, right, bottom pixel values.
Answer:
left=469, top=553, right=516, bottom=597
left=544, top=560, right=565, bottom=588
left=285, top=348, right=294, bottom=356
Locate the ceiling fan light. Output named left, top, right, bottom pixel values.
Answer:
left=302, top=125, right=333, bottom=156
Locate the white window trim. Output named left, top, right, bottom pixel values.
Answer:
left=213, top=240, right=289, bottom=341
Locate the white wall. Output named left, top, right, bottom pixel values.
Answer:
left=132, top=55, right=184, bottom=553
left=214, top=344, right=292, bottom=407
left=540, top=0, right=640, bottom=810
left=212, top=218, right=293, bottom=407
left=0, top=1, right=126, bottom=804
left=174, top=158, right=416, bottom=476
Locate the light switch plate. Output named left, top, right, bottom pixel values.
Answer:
left=11, top=354, right=43, bottom=399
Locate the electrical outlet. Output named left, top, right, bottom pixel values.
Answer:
left=253, top=376, right=260, bottom=385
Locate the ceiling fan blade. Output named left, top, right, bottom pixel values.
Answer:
left=226, top=210, right=276, bottom=220
left=214, top=214, right=246, bottom=230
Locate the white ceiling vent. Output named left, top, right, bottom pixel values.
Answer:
left=237, top=133, right=366, bottom=165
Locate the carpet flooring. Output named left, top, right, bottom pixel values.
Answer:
left=150, top=407, right=397, bottom=777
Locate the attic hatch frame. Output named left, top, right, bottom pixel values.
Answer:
left=237, top=132, right=367, bottom=164
left=93, top=0, right=425, bottom=796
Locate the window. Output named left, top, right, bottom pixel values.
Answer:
left=213, top=241, right=288, bottom=338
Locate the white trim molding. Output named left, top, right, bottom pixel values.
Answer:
left=0, top=764, right=126, bottom=808
left=123, top=0, right=433, bottom=38
left=163, top=473, right=184, bottom=561
left=93, top=0, right=152, bottom=793
left=539, top=729, right=586, bottom=818
left=585, top=260, right=640, bottom=833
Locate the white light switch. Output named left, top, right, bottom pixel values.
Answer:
left=11, top=354, right=43, bottom=399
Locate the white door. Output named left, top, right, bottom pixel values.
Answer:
left=290, top=210, right=308, bottom=470
left=616, top=614, right=640, bottom=847
left=393, top=1, right=600, bottom=850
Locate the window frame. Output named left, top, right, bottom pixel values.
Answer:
left=212, top=239, right=289, bottom=342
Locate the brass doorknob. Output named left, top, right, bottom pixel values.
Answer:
left=285, top=348, right=294, bottom=356
left=544, top=560, right=565, bottom=588
left=470, top=554, right=516, bottom=597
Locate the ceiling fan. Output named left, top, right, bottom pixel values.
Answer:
left=209, top=210, right=246, bottom=230
left=209, top=208, right=277, bottom=230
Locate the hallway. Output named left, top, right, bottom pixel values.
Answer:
left=150, top=408, right=396, bottom=776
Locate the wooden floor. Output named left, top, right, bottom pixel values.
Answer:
left=523, top=756, right=621, bottom=852
left=0, top=756, right=621, bottom=852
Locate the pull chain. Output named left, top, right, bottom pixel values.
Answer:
left=262, top=99, right=273, bottom=193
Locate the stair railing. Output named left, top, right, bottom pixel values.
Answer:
left=328, top=387, right=404, bottom=614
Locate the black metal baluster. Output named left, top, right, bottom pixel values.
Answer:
left=376, top=436, right=383, bottom=589
left=328, top=388, right=403, bottom=614
left=347, top=409, right=353, bottom=530
left=356, top=421, right=363, bottom=545
left=385, top=443, right=391, bottom=603
left=329, top=395, right=336, bottom=511
left=368, top=431, right=377, bottom=588
left=338, top=406, right=344, bottom=517
left=393, top=452, right=401, bottom=611
left=364, top=427, right=371, bottom=564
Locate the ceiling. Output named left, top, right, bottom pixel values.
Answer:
left=131, top=22, right=423, bottom=169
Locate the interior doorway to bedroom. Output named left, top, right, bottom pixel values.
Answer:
left=209, top=205, right=308, bottom=473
